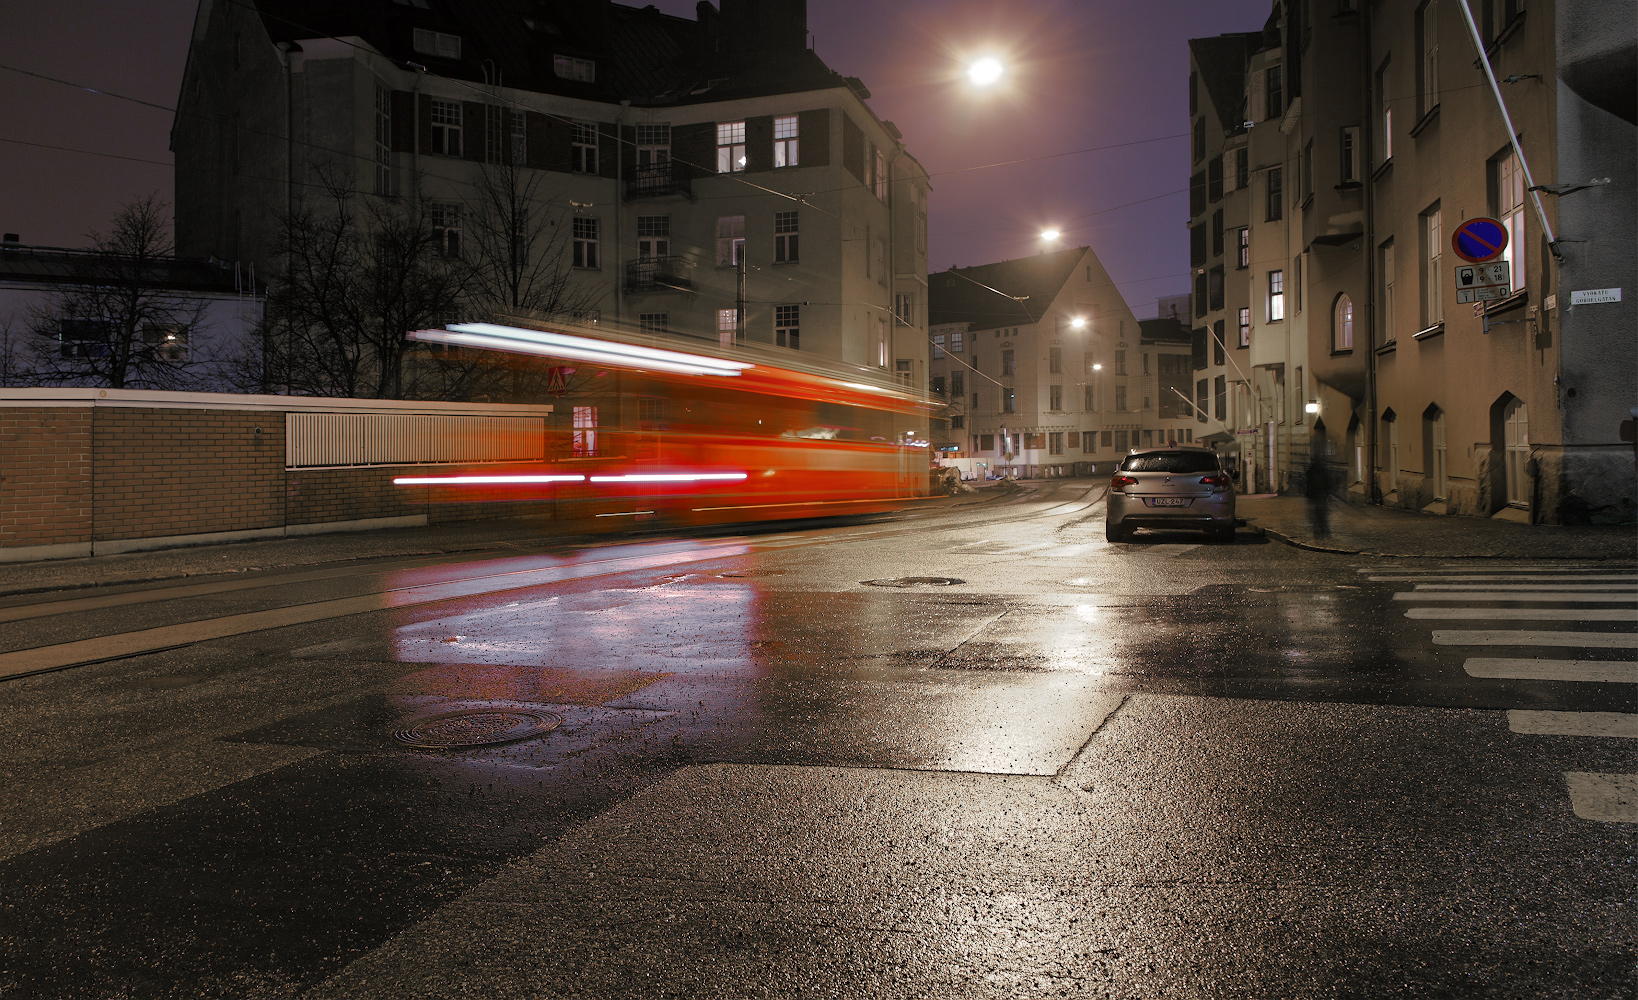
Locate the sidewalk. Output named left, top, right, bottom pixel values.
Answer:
left=1239, top=494, right=1636, bottom=559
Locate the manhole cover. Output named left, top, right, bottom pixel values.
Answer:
left=717, top=569, right=785, bottom=578
left=862, top=577, right=967, bottom=588
left=393, top=709, right=561, bottom=749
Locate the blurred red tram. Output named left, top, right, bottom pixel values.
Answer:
left=398, top=320, right=934, bottom=528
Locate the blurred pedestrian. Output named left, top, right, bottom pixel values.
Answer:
left=1305, top=452, right=1332, bottom=537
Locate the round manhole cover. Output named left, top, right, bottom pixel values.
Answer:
left=862, top=577, right=967, bottom=588
left=393, top=709, right=561, bottom=749
left=718, top=569, right=785, bottom=578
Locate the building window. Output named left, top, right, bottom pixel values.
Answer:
left=1265, top=64, right=1284, bottom=120
left=1049, top=346, right=1063, bottom=374
left=430, top=99, right=462, bottom=157
left=572, top=405, right=597, bottom=457
left=553, top=54, right=595, bottom=82
left=951, top=416, right=965, bottom=429
left=637, top=215, right=670, bottom=258
left=951, top=371, right=964, bottom=395
left=373, top=82, right=393, bottom=195
left=639, top=312, right=668, bottom=333
left=1115, top=348, right=1127, bottom=376
left=572, top=216, right=599, bottom=268
left=1003, top=387, right=1015, bottom=413
left=1050, top=384, right=1063, bottom=411
left=718, top=308, right=740, bottom=345
left=874, top=146, right=888, bottom=200
left=774, top=115, right=799, bottom=167
left=1333, top=294, right=1354, bottom=351
left=717, top=121, right=746, bottom=173
left=1193, top=117, right=1206, bottom=163
left=1268, top=269, right=1285, bottom=321
left=1215, top=375, right=1227, bottom=420
left=1418, top=0, right=1439, bottom=116
left=1049, top=432, right=1064, bottom=456
left=1195, top=273, right=1208, bottom=317
left=636, top=122, right=670, bottom=166
left=1300, top=139, right=1314, bottom=203
left=1423, top=204, right=1443, bottom=325
left=1189, top=70, right=1198, bottom=115
left=1212, top=210, right=1224, bottom=257
left=1238, top=306, right=1251, bottom=347
left=1237, top=228, right=1250, bottom=269
left=509, top=110, right=527, bottom=166
left=1209, top=266, right=1224, bottom=311
left=775, top=304, right=800, bottom=350
left=571, top=122, right=599, bottom=173
left=876, top=318, right=888, bottom=368
left=1084, top=384, right=1095, bottom=411
left=1115, top=384, right=1128, bottom=412
left=1341, top=126, right=1360, bottom=183
left=1208, top=158, right=1223, bottom=203
left=773, top=210, right=799, bottom=263
left=716, top=216, right=745, bottom=267
left=431, top=203, right=460, bottom=257
left=1266, top=168, right=1283, bottom=221
left=948, top=330, right=964, bottom=353
left=1293, top=255, right=1303, bottom=313
left=1494, top=149, right=1526, bottom=290
left=1380, top=240, right=1396, bottom=343
left=932, top=334, right=946, bottom=359
left=874, top=237, right=887, bottom=286
left=1196, top=380, right=1208, bottom=423
left=1236, top=148, right=1249, bottom=189
left=895, top=292, right=914, bottom=325
left=1376, top=57, right=1393, bottom=163
left=894, top=358, right=912, bottom=387
left=413, top=28, right=462, bottom=60
left=1213, top=320, right=1226, bottom=365
left=1190, top=225, right=1207, bottom=267
left=1001, top=349, right=1015, bottom=376
left=142, top=324, right=190, bottom=362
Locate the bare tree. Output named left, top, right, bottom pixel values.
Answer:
left=20, top=196, right=212, bottom=390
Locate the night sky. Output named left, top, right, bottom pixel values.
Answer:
left=0, top=0, right=1268, bottom=317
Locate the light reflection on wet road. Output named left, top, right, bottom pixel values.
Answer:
left=0, top=479, right=1631, bottom=998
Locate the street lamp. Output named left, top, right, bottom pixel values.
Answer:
left=1091, top=363, right=1103, bottom=370
left=967, top=57, right=1003, bottom=86
left=1305, top=401, right=1321, bottom=414
left=1070, top=316, right=1086, bottom=330
left=1040, top=228, right=1061, bottom=241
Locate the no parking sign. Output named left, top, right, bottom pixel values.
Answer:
left=1451, top=217, right=1509, bottom=263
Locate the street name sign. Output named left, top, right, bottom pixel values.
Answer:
left=1570, top=288, right=1622, bottom=305
left=1451, top=216, right=1508, bottom=263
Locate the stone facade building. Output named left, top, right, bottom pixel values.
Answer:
left=1189, top=0, right=1634, bottom=523
left=171, top=0, right=930, bottom=390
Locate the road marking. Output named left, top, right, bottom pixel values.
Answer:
left=1371, top=574, right=1638, bottom=582
left=1562, top=772, right=1638, bottom=823
left=1406, top=608, right=1638, bottom=621
left=1463, top=658, right=1637, bottom=683
left=0, top=545, right=750, bottom=681
left=1394, top=592, right=1638, bottom=603
left=1412, top=583, right=1637, bottom=592
left=1434, top=630, right=1638, bottom=648
left=1508, top=711, right=1638, bottom=738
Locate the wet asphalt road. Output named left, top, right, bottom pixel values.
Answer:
left=0, top=479, right=1632, bottom=998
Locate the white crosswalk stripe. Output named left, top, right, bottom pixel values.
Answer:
left=1378, top=561, right=1638, bottom=823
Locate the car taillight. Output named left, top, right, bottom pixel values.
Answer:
left=1200, top=474, right=1228, bottom=489
left=1110, top=475, right=1138, bottom=488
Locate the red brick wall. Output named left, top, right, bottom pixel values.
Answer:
left=91, top=407, right=284, bottom=541
left=0, top=407, right=93, bottom=547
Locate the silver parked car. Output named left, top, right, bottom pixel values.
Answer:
left=1105, top=447, right=1236, bottom=543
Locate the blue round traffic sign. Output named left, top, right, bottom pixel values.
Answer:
left=1451, top=217, right=1509, bottom=263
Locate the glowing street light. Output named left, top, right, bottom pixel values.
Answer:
left=1070, top=316, right=1087, bottom=329
left=1040, top=228, right=1061, bottom=241
left=1305, top=401, right=1321, bottom=414
left=1092, top=363, right=1103, bottom=371
left=967, top=57, right=1003, bottom=86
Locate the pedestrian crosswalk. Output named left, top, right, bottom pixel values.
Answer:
left=1369, top=561, right=1638, bottom=824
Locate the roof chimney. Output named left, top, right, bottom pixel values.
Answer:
left=1, top=233, right=18, bottom=249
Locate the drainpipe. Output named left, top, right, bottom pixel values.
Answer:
left=1361, top=2, right=1379, bottom=503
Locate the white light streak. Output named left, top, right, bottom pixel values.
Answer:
left=409, top=323, right=753, bottom=377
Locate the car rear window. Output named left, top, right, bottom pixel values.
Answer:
left=1120, top=452, right=1221, bottom=473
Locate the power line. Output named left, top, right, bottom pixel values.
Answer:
left=0, top=136, right=172, bottom=168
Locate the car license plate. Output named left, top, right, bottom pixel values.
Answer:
left=1145, top=497, right=1191, bottom=507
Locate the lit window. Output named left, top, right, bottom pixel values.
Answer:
left=775, top=304, right=800, bottom=350
left=773, top=211, right=798, bottom=263
left=1495, top=150, right=1526, bottom=290
left=718, top=308, right=740, bottom=347
left=1334, top=294, right=1354, bottom=351
left=553, top=55, right=595, bottom=82
left=1423, top=205, right=1443, bottom=325
left=1238, top=306, right=1251, bottom=347
left=429, top=100, right=461, bottom=157
left=1269, top=269, right=1285, bottom=321
left=572, top=216, right=599, bottom=269
left=142, top=324, right=190, bottom=362
left=716, top=216, right=745, bottom=267
left=1237, top=228, right=1250, bottom=269
left=572, top=405, right=597, bottom=457
left=717, top=121, right=746, bottom=173
left=774, top=115, right=799, bottom=167
left=895, top=292, right=914, bottom=325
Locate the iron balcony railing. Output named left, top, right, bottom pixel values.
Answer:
left=625, top=161, right=692, bottom=200
left=625, top=255, right=692, bottom=293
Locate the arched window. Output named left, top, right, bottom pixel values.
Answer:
left=1333, top=294, right=1354, bottom=351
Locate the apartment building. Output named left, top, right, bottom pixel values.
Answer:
left=1191, top=0, right=1633, bottom=523
left=928, top=245, right=1155, bottom=477
left=171, top=0, right=930, bottom=390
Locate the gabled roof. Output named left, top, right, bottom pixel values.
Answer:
left=928, top=246, right=1088, bottom=330
left=252, top=0, right=847, bottom=107
left=1188, top=33, right=1259, bottom=128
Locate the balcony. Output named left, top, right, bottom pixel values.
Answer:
left=625, top=255, right=692, bottom=294
left=625, top=161, right=692, bottom=200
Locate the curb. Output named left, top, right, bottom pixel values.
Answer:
left=1251, top=525, right=1364, bottom=555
